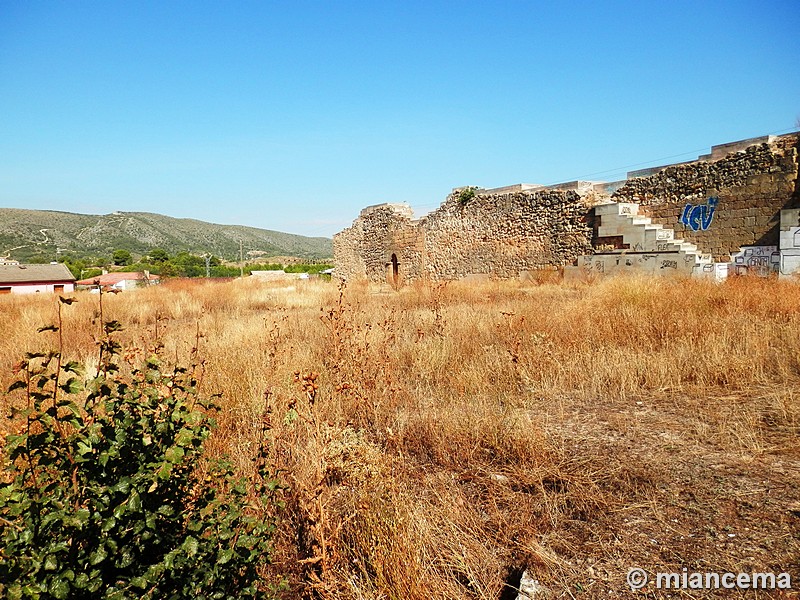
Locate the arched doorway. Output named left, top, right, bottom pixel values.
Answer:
left=389, top=253, right=399, bottom=287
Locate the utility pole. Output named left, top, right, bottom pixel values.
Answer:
left=239, top=240, right=244, bottom=278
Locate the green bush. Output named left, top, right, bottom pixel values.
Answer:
left=0, top=301, right=283, bottom=599
left=456, top=186, right=477, bottom=206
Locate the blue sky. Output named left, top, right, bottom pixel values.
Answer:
left=1, top=1, right=798, bottom=238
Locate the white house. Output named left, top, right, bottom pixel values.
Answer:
left=0, top=263, right=76, bottom=295
left=75, top=271, right=160, bottom=291
left=250, top=270, right=309, bottom=281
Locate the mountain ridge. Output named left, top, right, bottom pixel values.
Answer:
left=0, top=208, right=333, bottom=262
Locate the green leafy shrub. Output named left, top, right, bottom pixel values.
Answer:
left=0, top=300, right=283, bottom=599
left=456, top=186, right=477, bottom=206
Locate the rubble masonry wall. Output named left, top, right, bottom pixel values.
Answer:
left=612, top=135, right=799, bottom=261
left=334, top=133, right=800, bottom=281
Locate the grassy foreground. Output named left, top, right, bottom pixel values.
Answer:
left=1, top=276, right=798, bottom=598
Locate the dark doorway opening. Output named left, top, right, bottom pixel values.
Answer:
left=389, top=253, right=399, bottom=287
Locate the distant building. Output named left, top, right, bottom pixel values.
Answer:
left=249, top=270, right=309, bottom=281
left=0, top=263, right=76, bottom=295
left=76, top=271, right=160, bottom=291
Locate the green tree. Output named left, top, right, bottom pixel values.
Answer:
left=112, top=249, right=133, bottom=266
left=58, top=255, right=86, bottom=279
left=148, top=248, right=169, bottom=263
left=284, top=263, right=333, bottom=274
left=170, top=252, right=204, bottom=277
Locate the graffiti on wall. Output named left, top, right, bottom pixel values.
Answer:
left=680, top=196, right=719, bottom=232
left=730, top=245, right=780, bottom=276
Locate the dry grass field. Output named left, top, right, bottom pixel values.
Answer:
left=1, top=275, right=798, bottom=598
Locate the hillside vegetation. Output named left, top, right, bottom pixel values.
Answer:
left=0, top=208, right=332, bottom=262
left=0, top=276, right=798, bottom=598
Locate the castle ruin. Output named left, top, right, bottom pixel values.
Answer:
left=333, top=133, right=800, bottom=284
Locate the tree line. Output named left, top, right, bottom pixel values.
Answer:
left=57, top=248, right=332, bottom=280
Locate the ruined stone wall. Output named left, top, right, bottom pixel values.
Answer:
left=334, top=190, right=593, bottom=282
left=336, top=133, right=800, bottom=282
left=422, top=190, right=592, bottom=279
left=612, top=134, right=799, bottom=260
left=331, top=221, right=367, bottom=281
left=332, top=204, right=423, bottom=284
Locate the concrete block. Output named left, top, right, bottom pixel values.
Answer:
left=780, top=249, right=800, bottom=277
left=780, top=227, right=800, bottom=250
left=676, top=242, right=698, bottom=253
left=730, top=245, right=780, bottom=276
left=594, top=202, right=639, bottom=217
left=781, top=208, right=800, bottom=229
left=597, top=223, right=624, bottom=237
left=693, top=262, right=729, bottom=281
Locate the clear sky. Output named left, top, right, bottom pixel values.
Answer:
left=1, top=1, right=798, bottom=238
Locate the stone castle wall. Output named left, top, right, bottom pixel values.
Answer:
left=422, top=190, right=592, bottom=279
left=335, top=133, right=800, bottom=283
left=334, top=189, right=593, bottom=283
left=612, top=135, right=799, bottom=261
left=332, top=204, right=420, bottom=283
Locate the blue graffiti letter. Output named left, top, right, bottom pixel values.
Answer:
left=700, top=197, right=718, bottom=230
left=680, top=204, right=693, bottom=227
left=679, top=197, right=718, bottom=232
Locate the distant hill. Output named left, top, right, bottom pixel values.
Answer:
left=0, top=209, right=333, bottom=262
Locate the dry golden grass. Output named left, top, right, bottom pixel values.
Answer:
left=1, top=275, right=798, bottom=599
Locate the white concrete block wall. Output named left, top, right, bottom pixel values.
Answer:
left=570, top=203, right=800, bottom=281
left=596, top=204, right=712, bottom=264
left=780, top=249, right=800, bottom=278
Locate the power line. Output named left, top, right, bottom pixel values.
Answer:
left=293, top=126, right=800, bottom=235
left=558, top=125, right=799, bottom=184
